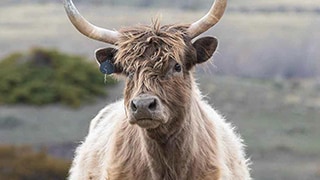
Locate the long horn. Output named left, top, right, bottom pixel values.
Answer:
left=187, top=0, right=227, bottom=39
left=63, top=0, right=119, bottom=44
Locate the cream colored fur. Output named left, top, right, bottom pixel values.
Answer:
left=68, top=80, right=251, bottom=180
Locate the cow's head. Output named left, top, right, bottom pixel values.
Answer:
left=63, top=0, right=226, bottom=130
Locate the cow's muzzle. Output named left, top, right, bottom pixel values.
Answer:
left=129, top=94, right=166, bottom=129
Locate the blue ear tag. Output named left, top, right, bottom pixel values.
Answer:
left=99, top=60, right=115, bottom=74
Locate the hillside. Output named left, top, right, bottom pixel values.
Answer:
left=0, top=1, right=319, bottom=78
left=1, top=0, right=320, bottom=10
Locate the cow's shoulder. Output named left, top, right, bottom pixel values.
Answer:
left=89, top=99, right=125, bottom=133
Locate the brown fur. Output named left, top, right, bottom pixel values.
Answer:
left=68, top=20, right=251, bottom=180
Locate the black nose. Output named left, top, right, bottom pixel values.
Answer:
left=130, top=95, right=159, bottom=115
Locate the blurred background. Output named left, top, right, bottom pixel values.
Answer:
left=0, top=0, right=319, bottom=179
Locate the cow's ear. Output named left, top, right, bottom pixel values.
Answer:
left=192, top=37, right=218, bottom=64
left=95, top=47, right=122, bottom=74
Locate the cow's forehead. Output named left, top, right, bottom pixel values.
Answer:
left=115, top=20, right=189, bottom=72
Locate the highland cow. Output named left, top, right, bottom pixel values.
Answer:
left=63, top=0, right=251, bottom=179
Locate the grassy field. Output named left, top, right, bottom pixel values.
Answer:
left=0, top=75, right=320, bottom=180
left=198, top=76, right=320, bottom=179
left=1, top=75, right=320, bottom=179
left=1, top=1, right=320, bottom=179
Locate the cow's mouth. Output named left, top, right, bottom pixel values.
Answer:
left=129, top=118, right=162, bottom=129
left=127, top=94, right=168, bottom=129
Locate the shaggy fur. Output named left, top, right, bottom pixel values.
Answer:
left=68, top=20, right=251, bottom=180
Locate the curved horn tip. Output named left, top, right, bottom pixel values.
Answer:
left=187, top=0, right=227, bottom=39
left=63, top=0, right=119, bottom=44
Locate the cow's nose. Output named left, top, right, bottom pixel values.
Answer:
left=130, top=95, right=159, bottom=115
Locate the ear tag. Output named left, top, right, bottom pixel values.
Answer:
left=99, top=60, right=114, bottom=74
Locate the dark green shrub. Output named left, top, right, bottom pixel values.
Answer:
left=0, top=145, right=71, bottom=180
left=0, top=48, right=117, bottom=107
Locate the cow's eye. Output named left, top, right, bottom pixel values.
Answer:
left=174, top=63, right=182, bottom=72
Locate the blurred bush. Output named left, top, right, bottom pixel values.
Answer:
left=0, top=48, right=116, bottom=107
left=0, top=145, right=71, bottom=180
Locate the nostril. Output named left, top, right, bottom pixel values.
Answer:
left=130, top=100, right=137, bottom=112
left=148, top=99, right=157, bottom=111
left=131, top=96, right=159, bottom=113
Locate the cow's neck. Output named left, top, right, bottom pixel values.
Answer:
left=141, top=117, right=193, bottom=180
left=140, top=81, right=202, bottom=179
